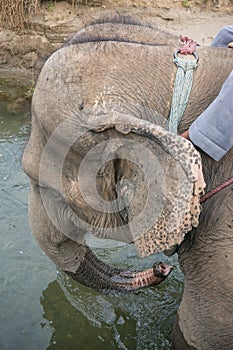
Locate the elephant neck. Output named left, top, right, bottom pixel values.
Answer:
left=178, top=147, right=233, bottom=264
left=176, top=149, right=233, bottom=349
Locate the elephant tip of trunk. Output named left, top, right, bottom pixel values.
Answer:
left=110, top=262, right=173, bottom=292
left=153, top=262, right=173, bottom=278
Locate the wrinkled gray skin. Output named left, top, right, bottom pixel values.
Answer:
left=22, top=18, right=233, bottom=350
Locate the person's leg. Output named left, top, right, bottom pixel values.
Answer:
left=211, top=25, right=233, bottom=47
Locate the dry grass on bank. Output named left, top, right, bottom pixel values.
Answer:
left=0, top=0, right=232, bottom=30
left=0, top=0, right=102, bottom=30
left=0, top=0, right=40, bottom=30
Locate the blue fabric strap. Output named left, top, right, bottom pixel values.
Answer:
left=166, top=57, right=197, bottom=134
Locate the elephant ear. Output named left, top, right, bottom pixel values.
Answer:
left=92, top=112, right=206, bottom=258
left=134, top=142, right=205, bottom=258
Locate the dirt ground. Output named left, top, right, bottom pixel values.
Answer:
left=0, top=0, right=233, bottom=82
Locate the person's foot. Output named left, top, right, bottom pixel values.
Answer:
left=228, top=42, right=233, bottom=48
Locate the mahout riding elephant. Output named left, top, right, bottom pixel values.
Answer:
left=22, top=17, right=233, bottom=350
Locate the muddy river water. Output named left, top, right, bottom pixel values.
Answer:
left=0, top=75, right=183, bottom=350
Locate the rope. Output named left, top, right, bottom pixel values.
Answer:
left=166, top=57, right=197, bottom=134
left=179, top=35, right=198, bottom=55
left=166, top=35, right=198, bottom=134
left=200, top=177, right=233, bottom=203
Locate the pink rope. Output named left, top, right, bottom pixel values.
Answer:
left=200, top=177, right=233, bottom=203
left=179, top=35, right=197, bottom=55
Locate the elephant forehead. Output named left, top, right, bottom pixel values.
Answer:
left=32, top=41, right=176, bottom=134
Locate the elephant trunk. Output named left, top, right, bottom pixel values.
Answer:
left=66, top=248, right=172, bottom=291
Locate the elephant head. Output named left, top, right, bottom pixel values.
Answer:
left=22, top=17, right=233, bottom=349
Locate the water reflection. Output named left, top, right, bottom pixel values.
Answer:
left=0, top=75, right=54, bottom=350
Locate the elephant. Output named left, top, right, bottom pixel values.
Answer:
left=22, top=17, right=233, bottom=350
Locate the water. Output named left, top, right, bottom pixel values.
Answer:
left=0, top=75, right=183, bottom=350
